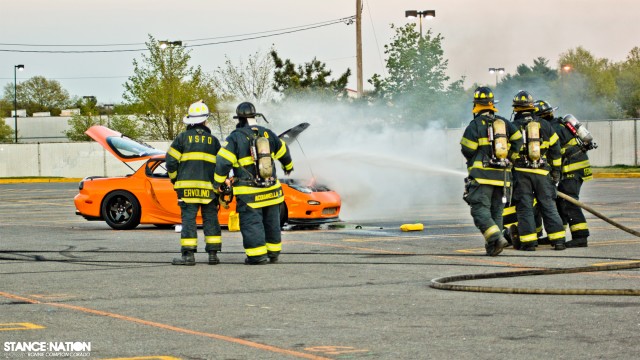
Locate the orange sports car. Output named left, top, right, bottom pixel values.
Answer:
left=74, top=125, right=341, bottom=230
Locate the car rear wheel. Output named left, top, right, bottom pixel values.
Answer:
left=101, top=191, right=141, bottom=230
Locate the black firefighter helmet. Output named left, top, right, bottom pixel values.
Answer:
left=533, top=100, right=558, bottom=117
left=233, top=102, right=257, bottom=119
left=512, top=90, right=534, bottom=108
left=472, top=86, right=498, bottom=105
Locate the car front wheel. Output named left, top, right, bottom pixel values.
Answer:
left=101, top=191, right=141, bottom=230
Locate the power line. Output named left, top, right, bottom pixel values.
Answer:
left=0, top=15, right=355, bottom=54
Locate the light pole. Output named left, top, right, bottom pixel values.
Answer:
left=560, top=64, right=572, bottom=108
left=488, top=67, right=505, bottom=87
left=159, top=40, right=182, bottom=49
left=405, top=10, right=436, bottom=37
left=159, top=40, right=182, bottom=139
left=104, top=104, right=114, bottom=128
left=13, top=64, right=24, bottom=143
left=83, top=95, right=96, bottom=116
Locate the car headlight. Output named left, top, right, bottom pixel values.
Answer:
left=307, top=200, right=320, bottom=205
left=289, top=184, right=312, bottom=194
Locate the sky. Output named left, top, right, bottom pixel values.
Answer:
left=1, top=0, right=640, bottom=104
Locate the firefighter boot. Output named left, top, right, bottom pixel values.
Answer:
left=565, top=237, right=588, bottom=248
left=268, top=252, right=280, bottom=264
left=208, top=251, right=220, bottom=265
left=553, top=240, right=566, bottom=251
left=509, top=225, right=521, bottom=250
left=172, top=248, right=196, bottom=266
left=486, top=237, right=509, bottom=257
left=519, top=241, right=537, bottom=251
left=537, top=236, right=551, bottom=246
left=502, top=228, right=512, bottom=246
left=244, top=255, right=268, bottom=265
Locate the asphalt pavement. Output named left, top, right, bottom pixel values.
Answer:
left=1, top=179, right=640, bottom=360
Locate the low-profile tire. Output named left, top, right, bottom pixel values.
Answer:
left=279, top=202, right=288, bottom=228
left=101, top=190, right=141, bottom=230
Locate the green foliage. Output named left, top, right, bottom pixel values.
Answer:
left=616, top=47, right=640, bottom=117
left=123, top=35, right=218, bottom=140
left=64, top=114, right=101, bottom=141
left=558, top=47, right=624, bottom=119
left=214, top=50, right=275, bottom=103
left=0, top=120, right=14, bottom=143
left=367, top=23, right=466, bottom=126
left=2, top=76, right=71, bottom=116
left=109, top=114, right=144, bottom=139
left=271, top=50, right=351, bottom=100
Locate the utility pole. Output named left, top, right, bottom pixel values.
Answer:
left=356, top=0, right=363, bottom=98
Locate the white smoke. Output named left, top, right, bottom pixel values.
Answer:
left=257, top=100, right=468, bottom=222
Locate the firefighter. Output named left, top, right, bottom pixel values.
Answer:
left=461, top=87, right=523, bottom=256
left=511, top=91, right=566, bottom=251
left=167, top=100, right=222, bottom=266
left=213, top=102, right=294, bottom=265
left=534, top=100, right=595, bottom=247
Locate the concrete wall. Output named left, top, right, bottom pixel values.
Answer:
left=0, top=119, right=637, bottom=178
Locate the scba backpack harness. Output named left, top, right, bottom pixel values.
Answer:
left=238, top=126, right=275, bottom=187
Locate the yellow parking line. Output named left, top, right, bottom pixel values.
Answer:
left=0, top=323, right=46, bottom=331
left=102, top=357, right=181, bottom=360
left=592, top=260, right=640, bottom=266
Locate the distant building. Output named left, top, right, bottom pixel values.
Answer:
left=60, top=108, right=81, bottom=116
left=10, top=109, right=27, bottom=117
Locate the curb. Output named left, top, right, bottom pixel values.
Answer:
left=593, top=173, right=640, bottom=178
left=1, top=173, right=639, bottom=184
left=0, top=178, right=82, bottom=184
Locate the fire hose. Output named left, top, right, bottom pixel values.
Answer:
left=430, top=191, right=640, bottom=295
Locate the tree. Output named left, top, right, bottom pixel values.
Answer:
left=616, top=47, right=640, bottom=117
left=0, top=120, right=13, bottom=143
left=214, top=50, right=275, bottom=104
left=64, top=114, right=100, bottom=141
left=108, top=114, right=144, bottom=139
left=2, top=76, right=72, bottom=116
left=558, top=47, right=623, bottom=119
left=368, top=23, right=465, bottom=126
left=270, top=50, right=351, bottom=100
left=494, top=57, right=558, bottom=107
left=123, top=35, right=218, bottom=140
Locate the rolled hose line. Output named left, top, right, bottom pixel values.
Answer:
left=430, top=191, right=640, bottom=296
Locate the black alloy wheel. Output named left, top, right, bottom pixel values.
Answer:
left=101, top=191, right=141, bottom=230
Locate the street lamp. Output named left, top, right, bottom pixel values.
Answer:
left=104, top=104, right=114, bottom=128
left=405, top=10, right=436, bottom=37
left=488, top=67, right=505, bottom=87
left=560, top=64, right=572, bottom=108
left=159, top=40, right=182, bottom=49
left=13, top=64, right=24, bottom=143
left=158, top=40, right=183, bottom=139
left=83, top=96, right=96, bottom=117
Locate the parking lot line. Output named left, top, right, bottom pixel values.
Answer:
left=0, top=291, right=331, bottom=360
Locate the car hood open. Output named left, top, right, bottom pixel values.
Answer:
left=85, top=122, right=310, bottom=163
left=85, top=125, right=165, bottom=163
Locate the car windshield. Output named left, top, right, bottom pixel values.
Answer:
left=106, top=136, right=165, bottom=159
